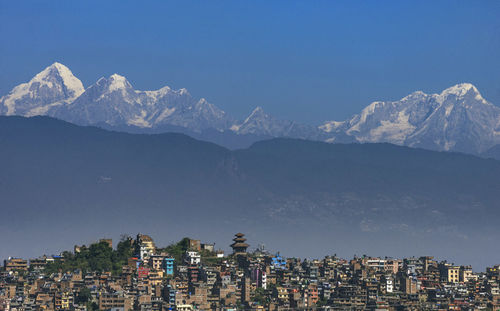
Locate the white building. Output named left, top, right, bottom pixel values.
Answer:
left=186, top=251, right=201, bottom=265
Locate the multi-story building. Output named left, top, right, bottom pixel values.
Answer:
left=440, top=263, right=460, bottom=283
left=164, top=258, right=174, bottom=276
left=2, top=233, right=499, bottom=311
left=460, top=265, right=473, bottom=283
left=3, top=258, right=28, bottom=271
left=136, top=234, right=155, bottom=260
left=99, top=293, right=133, bottom=311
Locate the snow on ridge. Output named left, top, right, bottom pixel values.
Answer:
left=245, top=106, right=266, bottom=120
left=3, top=63, right=499, bottom=155
left=347, top=101, right=385, bottom=134
left=0, top=62, right=84, bottom=115
left=2, top=82, right=32, bottom=115
left=33, top=62, right=85, bottom=98
left=155, top=107, right=176, bottom=123
left=127, top=110, right=151, bottom=128
left=319, top=120, right=345, bottom=133
left=50, top=62, right=85, bottom=98
left=440, top=83, right=478, bottom=97
left=367, top=110, right=415, bottom=144
left=319, top=82, right=500, bottom=154
left=108, top=74, right=131, bottom=91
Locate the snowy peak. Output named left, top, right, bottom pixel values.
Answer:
left=232, top=106, right=296, bottom=137
left=437, top=82, right=489, bottom=107
left=107, top=74, right=132, bottom=91
left=232, top=106, right=324, bottom=139
left=320, top=83, right=500, bottom=154
left=2, top=63, right=498, bottom=156
left=243, top=106, right=269, bottom=123
left=33, top=62, right=85, bottom=99
left=319, top=120, right=346, bottom=133
left=0, top=62, right=84, bottom=116
left=251, top=106, right=265, bottom=114
left=93, top=74, right=133, bottom=94
left=40, top=66, right=234, bottom=131
left=440, top=83, right=478, bottom=98
left=144, top=86, right=172, bottom=98
left=231, top=107, right=273, bottom=134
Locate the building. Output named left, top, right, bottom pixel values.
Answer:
left=384, top=276, right=394, bottom=293
left=188, top=265, right=199, bottom=283
left=2, top=231, right=499, bottom=311
left=460, top=266, right=473, bottom=283
left=251, top=268, right=267, bottom=289
left=54, top=291, right=73, bottom=310
left=99, top=293, right=133, bottom=311
left=188, top=239, right=201, bottom=251
left=29, top=256, right=48, bottom=270
left=271, top=253, right=287, bottom=270
left=138, top=267, right=150, bottom=279
left=136, top=234, right=155, bottom=260
left=3, top=258, right=28, bottom=271
left=230, top=233, right=249, bottom=255
left=150, top=254, right=165, bottom=271
left=164, top=258, right=175, bottom=275
left=201, top=243, right=214, bottom=252
left=186, top=251, right=201, bottom=265
left=440, top=264, right=460, bottom=283
left=176, top=304, right=193, bottom=311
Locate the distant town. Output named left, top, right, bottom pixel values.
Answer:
left=1, top=233, right=499, bottom=311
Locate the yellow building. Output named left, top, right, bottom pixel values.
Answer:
left=276, top=287, right=289, bottom=302
left=54, top=291, right=72, bottom=310
left=444, top=265, right=460, bottom=283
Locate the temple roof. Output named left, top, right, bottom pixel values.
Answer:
left=231, top=242, right=249, bottom=248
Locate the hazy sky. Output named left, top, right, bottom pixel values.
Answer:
left=1, top=0, right=499, bottom=124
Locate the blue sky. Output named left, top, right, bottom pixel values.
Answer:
left=1, top=0, right=499, bottom=124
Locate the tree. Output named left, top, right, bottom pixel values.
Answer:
left=86, top=301, right=98, bottom=311
left=253, top=288, right=270, bottom=306
left=44, top=239, right=132, bottom=275
left=75, top=287, right=91, bottom=305
left=157, top=237, right=190, bottom=263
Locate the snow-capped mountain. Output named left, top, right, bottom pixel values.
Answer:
left=0, top=63, right=310, bottom=139
left=52, top=73, right=233, bottom=131
left=230, top=106, right=321, bottom=139
left=0, top=63, right=84, bottom=116
left=1, top=63, right=235, bottom=133
left=2, top=63, right=500, bottom=155
left=320, top=83, right=500, bottom=154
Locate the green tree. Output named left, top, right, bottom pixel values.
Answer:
left=75, top=287, right=92, bottom=305
left=157, top=237, right=190, bottom=263
left=44, top=238, right=133, bottom=275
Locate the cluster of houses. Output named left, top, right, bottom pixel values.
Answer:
left=1, top=233, right=499, bottom=310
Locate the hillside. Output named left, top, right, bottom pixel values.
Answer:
left=1, top=116, right=499, bottom=269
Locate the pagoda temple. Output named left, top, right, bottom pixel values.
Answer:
left=230, top=233, right=249, bottom=255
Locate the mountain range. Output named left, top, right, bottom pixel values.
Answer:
left=2, top=62, right=500, bottom=155
left=1, top=115, right=499, bottom=269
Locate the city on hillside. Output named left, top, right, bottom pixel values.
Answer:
left=1, top=233, right=499, bottom=311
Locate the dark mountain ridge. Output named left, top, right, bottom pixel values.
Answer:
left=1, top=116, right=499, bottom=269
